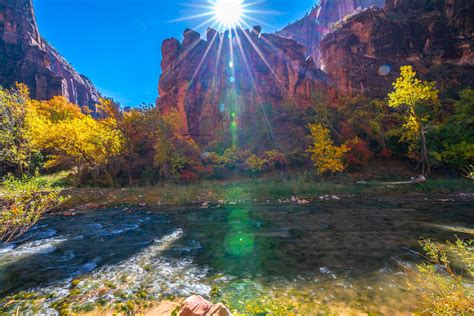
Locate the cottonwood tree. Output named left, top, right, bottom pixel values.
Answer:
left=29, top=97, right=124, bottom=185
left=388, top=65, right=440, bottom=176
left=307, top=123, right=350, bottom=175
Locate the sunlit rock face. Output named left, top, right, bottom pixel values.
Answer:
left=0, top=0, right=100, bottom=110
left=320, top=0, right=474, bottom=97
left=157, top=27, right=328, bottom=145
left=277, top=0, right=385, bottom=65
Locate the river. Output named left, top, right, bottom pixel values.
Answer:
left=0, top=195, right=472, bottom=314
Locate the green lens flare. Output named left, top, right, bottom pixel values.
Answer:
left=224, top=230, right=255, bottom=257
left=224, top=209, right=254, bottom=256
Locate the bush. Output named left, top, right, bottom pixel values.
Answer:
left=403, top=238, right=474, bottom=315
left=0, top=176, right=67, bottom=243
left=344, top=137, right=374, bottom=168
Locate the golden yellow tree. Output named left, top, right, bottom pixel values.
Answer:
left=388, top=65, right=439, bottom=176
left=29, top=98, right=124, bottom=184
left=307, top=123, right=350, bottom=175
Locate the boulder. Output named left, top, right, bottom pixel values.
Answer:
left=178, top=296, right=232, bottom=316
left=206, top=303, right=232, bottom=316
left=178, top=295, right=213, bottom=316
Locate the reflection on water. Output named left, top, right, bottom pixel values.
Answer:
left=0, top=197, right=472, bottom=314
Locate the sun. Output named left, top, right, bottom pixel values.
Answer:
left=212, top=0, right=244, bottom=29
left=173, top=0, right=272, bottom=33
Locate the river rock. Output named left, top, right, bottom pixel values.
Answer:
left=78, top=203, right=101, bottom=211
left=178, top=295, right=213, bottom=316
left=206, top=303, right=232, bottom=316
left=62, top=211, right=77, bottom=217
left=178, top=296, right=232, bottom=316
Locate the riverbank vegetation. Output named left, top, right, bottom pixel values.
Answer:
left=0, top=176, right=66, bottom=243
left=1, top=67, right=473, bottom=187
left=403, top=238, right=474, bottom=315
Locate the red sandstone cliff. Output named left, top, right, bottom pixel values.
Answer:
left=0, top=0, right=100, bottom=109
left=156, top=27, right=328, bottom=145
left=320, top=0, right=474, bottom=97
left=277, top=0, right=385, bottom=65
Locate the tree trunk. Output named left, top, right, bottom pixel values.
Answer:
left=420, top=126, right=430, bottom=177
left=127, top=159, right=133, bottom=187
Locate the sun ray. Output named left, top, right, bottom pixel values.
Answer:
left=168, top=12, right=215, bottom=23
left=238, top=28, right=287, bottom=92
left=233, top=30, right=277, bottom=146
left=189, top=30, right=220, bottom=85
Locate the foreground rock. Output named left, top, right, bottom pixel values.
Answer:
left=178, top=295, right=231, bottom=316
left=0, top=0, right=100, bottom=110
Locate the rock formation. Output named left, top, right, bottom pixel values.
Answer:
left=157, top=27, right=328, bottom=145
left=320, top=0, right=474, bottom=97
left=277, top=0, right=385, bottom=65
left=157, top=0, right=473, bottom=145
left=0, top=0, right=100, bottom=109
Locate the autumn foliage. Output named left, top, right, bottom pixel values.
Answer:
left=1, top=67, right=473, bottom=185
left=307, top=123, right=350, bottom=175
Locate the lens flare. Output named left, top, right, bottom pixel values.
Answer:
left=378, top=64, right=391, bottom=76
left=212, top=0, right=244, bottom=29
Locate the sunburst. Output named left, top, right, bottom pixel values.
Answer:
left=170, top=0, right=280, bottom=147
left=174, top=0, right=272, bottom=32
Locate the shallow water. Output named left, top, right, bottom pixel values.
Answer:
left=0, top=196, right=472, bottom=314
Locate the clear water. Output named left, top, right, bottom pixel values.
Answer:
left=0, top=196, right=472, bottom=314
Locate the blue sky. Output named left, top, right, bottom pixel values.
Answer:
left=35, top=0, right=317, bottom=107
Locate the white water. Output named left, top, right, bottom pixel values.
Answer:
left=22, top=229, right=211, bottom=312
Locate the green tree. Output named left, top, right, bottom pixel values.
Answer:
left=0, top=84, right=34, bottom=176
left=388, top=65, right=440, bottom=176
left=430, top=89, right=474, bottom=171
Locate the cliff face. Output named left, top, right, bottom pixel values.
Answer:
left=277, top=0, right=385, bottom=65
left=320, top=0, right=474, bottom=97
left=0, top=0, right=100, bottom=109
left=157, top=27, right=328, bottom=145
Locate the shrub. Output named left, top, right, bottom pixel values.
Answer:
left=264, top=150, right=288, bottom=168
left=245, top=154, right=266, bottom=173
left=344, top=137, right=374, bottom=168
left=403, top=238, right=474, bottom=315
left=0, top=176, right=67, bottom=243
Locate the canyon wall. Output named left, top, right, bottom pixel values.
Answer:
left=277, top=0, right=385, bottom=64
left=157, top=0, right=473, bottom=145
left=0, top=0, right=100, bottom=109
left=320, top=0, right=474, bottom=97
left=157, top=27, right=328, bottom=145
